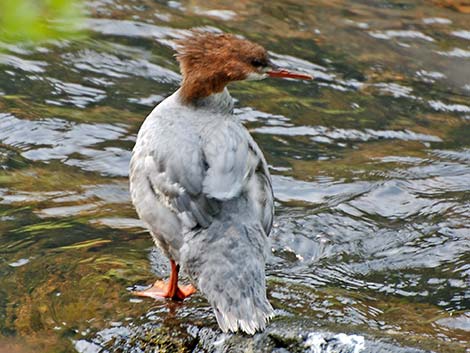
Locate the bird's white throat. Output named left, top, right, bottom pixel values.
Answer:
left=245, top=72, right=268, bottom=81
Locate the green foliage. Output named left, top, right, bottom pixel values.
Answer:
left=0, top=0, right=84, bottom=43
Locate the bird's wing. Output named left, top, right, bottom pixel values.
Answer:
left=202, top=118, right=274, bottom=234
left=142, top=117, right=272, bottom=233
left=143, top=137, right=219, bottom=230
left=201, top=119, right=253, bottom=200
left=255, top=167, right=274, bottom=235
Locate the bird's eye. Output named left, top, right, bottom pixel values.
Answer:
left=251, top=58, right=264, bottom=67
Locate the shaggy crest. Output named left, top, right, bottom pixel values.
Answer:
left=175, top=31, right=269, bottom=102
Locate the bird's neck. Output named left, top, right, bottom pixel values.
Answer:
left=177, top=87, right=234, bottom=114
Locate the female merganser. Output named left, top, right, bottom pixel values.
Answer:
left=129, top=31, right=312, bottom=334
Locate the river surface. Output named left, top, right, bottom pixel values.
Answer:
left=0, top=0, right=469, bottom=352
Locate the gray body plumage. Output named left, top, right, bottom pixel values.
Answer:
left=129, top=88, right=274, bottom=334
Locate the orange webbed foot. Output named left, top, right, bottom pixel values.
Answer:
left=133, top=281, right=196, bottom=301
left=175, top=283, right=197, bottom=300
left=133, top=259, right=196, bottom=301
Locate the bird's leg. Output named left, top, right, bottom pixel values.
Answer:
left=133, top=259, right=196, bottom=301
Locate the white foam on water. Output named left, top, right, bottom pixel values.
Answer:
left=334, top=333, right=366, bottom=353
left=304, top=332, right=365, bottom=353
left=305, top=333, right=327, bottom=353
left=74, top=340, right=101, bottom=353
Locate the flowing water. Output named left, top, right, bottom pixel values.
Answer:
left=0, top=0, right=469, bottom=352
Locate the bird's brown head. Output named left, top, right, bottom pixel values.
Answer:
left=175, top=31, right=312, bottom=103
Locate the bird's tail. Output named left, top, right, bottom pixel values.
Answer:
left=181, top=217, right=274, bottom=334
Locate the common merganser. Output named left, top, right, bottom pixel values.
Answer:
left=129, top=31, right=312, bottom=334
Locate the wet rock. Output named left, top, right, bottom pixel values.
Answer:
left=76, top=317, right=434, bottom=353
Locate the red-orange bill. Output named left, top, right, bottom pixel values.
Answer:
left=267, top=69, right=313, bottom=80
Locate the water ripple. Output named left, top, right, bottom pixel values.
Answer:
left=255, top=125, right=442, bottom=142
left=422, top=17, right=452, bottom=25
left=193, top=8, right=237, bottom=21
left=436, top=48, right=470, bottom=58
left=0, top=114, right=130, bottom=176
left=452, top=30, right=470, bottom=40
left=273, top=175, right=373, bottom=206
left=0, top=53, right=48, bottom=73
left=368, top=30, right=435, bottom=42
left=46, top=78, right=106, bottom=108
left=84, top=18, right=185, bottom=40
left=64, top=49, right=181, bottom=83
